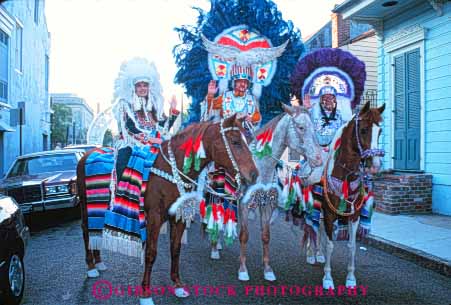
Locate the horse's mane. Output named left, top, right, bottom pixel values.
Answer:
left=255, top=113, right=285, bottom=137
left=169, top=121, right=214, bottom=145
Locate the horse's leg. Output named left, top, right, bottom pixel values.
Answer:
left=316, top=217, right=326, bottom=264
left=140, top=212, right=162, bottom=305
left=305, top=234, right=316, bottom=265
left=79, top=191, right=99, bottom=278
left=346, top=217, right=359, bottom=288
left=322, top=217, right=335, bottom=289
left=238, top=203, right=250, bottom=281
left=93, top=250, right=107, bottom=271
left=170, top=218, right=190, bottom=298
left=260, top=203, right=276, bottom=281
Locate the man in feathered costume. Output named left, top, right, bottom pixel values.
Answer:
left=173, top=0, right=304, bottom=256
left=101, top=57, right=179, bottom=256
left=113, top=57, right=179, bottom=179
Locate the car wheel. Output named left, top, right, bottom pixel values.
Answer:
left=1, top=253, right=25, bottom=305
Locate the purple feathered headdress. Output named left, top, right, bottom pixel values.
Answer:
left=290, top=48, right=366, bottom=109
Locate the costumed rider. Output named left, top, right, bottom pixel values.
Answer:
left=204, top=63, right=262, bottom=132
left=102, top=57, right=179, bottom=257
left=113, top=58, right=180, bottom=181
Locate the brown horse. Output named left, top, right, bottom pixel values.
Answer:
left=77, top=115, right=258, bottom=305
left=313, top=101, right=385, bottom=290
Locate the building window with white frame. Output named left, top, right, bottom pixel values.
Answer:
left=15, top=23, right=22, bottom=72
left=34, top=0, right=39, bottom=24
left=0, top=28, right=9, bottom=103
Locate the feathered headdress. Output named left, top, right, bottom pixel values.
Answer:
left=113, top=57, right=165, bottom=120
left=290, top=48, right=366, bottom=120
left=173, top=0, right=304, bottom=125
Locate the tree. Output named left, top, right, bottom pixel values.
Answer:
left=103, top=129, right=114, bottom=147
left=51, top=104, right=72, bottom=148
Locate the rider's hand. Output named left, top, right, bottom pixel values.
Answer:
left=207, top=80, right=217, bottom=96
left=169, top=94, right=178, bottom=111
left=303, top=94, right=312, bottom=109
left=150, top=137, right=163, bottom=145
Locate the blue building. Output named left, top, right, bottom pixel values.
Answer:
left=0, top=0, right=51, bottom=175
left=334, top=0, right=451, bottom=215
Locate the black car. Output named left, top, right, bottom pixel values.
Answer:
left=0, top=149, right=84, bottom=215
left=0, top=195, right=29, bottom=305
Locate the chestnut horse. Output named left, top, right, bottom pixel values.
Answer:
left=313, top=102, right=385, bottom=289
left=77, top=115, right=258, bottom=305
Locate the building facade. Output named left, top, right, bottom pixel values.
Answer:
left=0, top=0, right=51, bottom=175
left=50, top=93, right=94, bottom=146
left=334, top=0, right=451, bottom=215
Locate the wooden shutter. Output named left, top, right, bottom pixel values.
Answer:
left=394, top=54, right=406, bottom=169
left=393, top=48, right=421, bottom=171
left=406, top=48, right=421, bottom=170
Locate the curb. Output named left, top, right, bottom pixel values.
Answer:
left=362, top=234, right=451, bottom=278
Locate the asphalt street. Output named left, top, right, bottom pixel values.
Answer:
left=20, top=209, right=451, bottom=305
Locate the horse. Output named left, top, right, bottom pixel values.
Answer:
left=77, top=114, right=258, bottom=305
left=210, top=104, right=323, bottom=282
left=311, top=102, right=385, bottom=289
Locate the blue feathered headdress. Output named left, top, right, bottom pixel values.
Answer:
left=173, top=0, right=304, bottom=125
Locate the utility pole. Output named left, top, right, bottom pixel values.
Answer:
left=73, top=121, right=76, bottom=145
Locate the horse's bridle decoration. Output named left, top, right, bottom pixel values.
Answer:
left=322, top=112, right=384, bottom=217
left=152, top=119, right=244, bottom=225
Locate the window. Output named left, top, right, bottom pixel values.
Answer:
left=393, top=48, right=421, bottom=171
left=45, top=54, right=49, bottom=91
left=0, top=29, right=8, bottom=102
left=15, top=24, right=22, bottom=72
left=34, top=0, right=39, bottom=23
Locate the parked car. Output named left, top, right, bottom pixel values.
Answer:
left=63, top=144, right=101, bottom=153
left=0, top=149, right=84, bottom=215
left=0, top=195, right=29, bottom=305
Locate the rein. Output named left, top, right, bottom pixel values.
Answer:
left=322, top=111, right=384, bottom=217
left=151, top=119, right=242, bottom=200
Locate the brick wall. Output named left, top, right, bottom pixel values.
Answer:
left=331, top=12, right=350, bottom=48
left=373, top=173, right=433, bottom=214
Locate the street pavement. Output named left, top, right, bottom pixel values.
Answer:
left=21, top=209, right=451, bottom=305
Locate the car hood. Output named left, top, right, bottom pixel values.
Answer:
left=0, top=171, right=76, bottom=187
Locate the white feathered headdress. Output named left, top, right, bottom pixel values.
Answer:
left=113, top=57, right=164, bottom=120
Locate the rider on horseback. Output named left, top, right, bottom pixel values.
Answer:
left=203, top=63, right=262, bottom=128
left=113, top=58, right=180, bottom=180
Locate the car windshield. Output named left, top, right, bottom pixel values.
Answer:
left=7, top=153, right=79, bottom=178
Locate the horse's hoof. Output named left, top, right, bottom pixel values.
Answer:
left=139, top=297, right=155, bottom=305
left=210, top=250, right=220, bottom=260
left=323, top=279, right=335, bottom=290
left=95, top=262, right=107, bottom=271
left=346, top=278, right=357, bottom=288
left=216, top=241, right=223, bottom=250
left=87, top=268, right=99, bottom=278
left=175, top=287, right=190, bottom=298
left=238, top=271, right=250, bottom=281
left=264, top=271, right=276, bottom=282
left=306, top=256, right=316, bottom=265
left=316, top=255, right=326, bottom=264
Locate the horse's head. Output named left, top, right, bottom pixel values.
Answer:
left=205, top=114, right=258, bottom=186
left=282, top=104, right=322, bottom=168
left=354, top=101, right=386, bottom=174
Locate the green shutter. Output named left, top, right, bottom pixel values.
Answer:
left=406, top=49, right=421, bottom=170
left=394, top=54, right=406, bottom=169
left=393, top=48, right=421, bottom=171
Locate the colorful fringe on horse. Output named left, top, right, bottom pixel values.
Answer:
left=85, top=147, right=115, bottom=250
left=201, top=167, right=238, bottom=246
left=102, top=145, right=159, bottom=258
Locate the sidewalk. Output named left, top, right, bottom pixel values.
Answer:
left=363, top=212, right=451, bottom=277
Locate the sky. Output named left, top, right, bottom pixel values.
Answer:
left=45, top=0, right=342, bottom=113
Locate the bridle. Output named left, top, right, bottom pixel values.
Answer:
left=151, top=119, right=243, bottom=200
left=322, top=110, right=385, bottom=217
